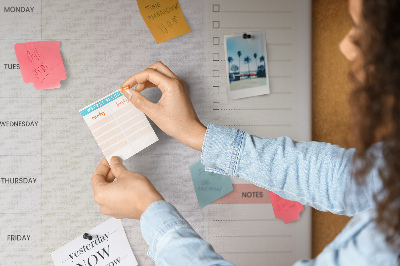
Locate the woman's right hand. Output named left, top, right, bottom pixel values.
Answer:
left=120, top=61, right=207, bottom=151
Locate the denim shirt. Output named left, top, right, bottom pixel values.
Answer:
left=140, top=124, right=399, bottom=265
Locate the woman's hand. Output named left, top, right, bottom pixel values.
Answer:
left=120, top=61, right=206, bottom=152
left=91, top=157, right=164, bottom=219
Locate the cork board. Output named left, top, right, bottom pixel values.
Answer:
left=312, top=0, right=353, bottom=258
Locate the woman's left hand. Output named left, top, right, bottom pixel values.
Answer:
left=91, top=157, right=164, bottom=219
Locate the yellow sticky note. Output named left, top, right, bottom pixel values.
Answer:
left=137, top=0, right=191, bottom=44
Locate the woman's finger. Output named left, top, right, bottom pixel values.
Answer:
left=121, top=68, right=174, bottom=93
left=147, top=61, right=178, bottom=79
left=135, top=81, right=156, bottom=92
left=105, top=168, right=116, bottom=183
left=91, top=159, right=110, bottom=189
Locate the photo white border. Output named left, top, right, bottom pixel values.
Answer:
left=224, top=31, right=270, bottom=100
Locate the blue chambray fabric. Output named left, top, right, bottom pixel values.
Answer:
left=140, top=200, right=234, bottom=265
left=139, top=124, right=399, bottom=265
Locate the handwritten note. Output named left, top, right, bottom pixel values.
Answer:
left=51, top=218, right=138, bottom=266
left=14, top=41, right=66, bottom=90
left=79, top=90, right=158, bottom=162
left=137, top=0, right=191, bottom=44
left=269, top=192, right=304, bottom=223
left=189, top=161, right=233, bottom=208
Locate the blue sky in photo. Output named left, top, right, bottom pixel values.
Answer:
left=226, top=32, right=266, bottom=73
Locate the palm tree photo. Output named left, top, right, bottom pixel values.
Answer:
left=225, top=32, right=268, bottom=92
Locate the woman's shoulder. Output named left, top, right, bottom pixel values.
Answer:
left=323, top=209, right=399, bottom=265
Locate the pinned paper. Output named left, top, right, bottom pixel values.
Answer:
left=137, top=0, right=191, bottom=44
left=79, top=90, right=158, bottom=162
left=189, top=161, right=233, bottom=208
left=51, top=218, right=138, bottom=266
left=14, top=41, right=66, bottom=90
left=269, top=192, right=304, bottom=223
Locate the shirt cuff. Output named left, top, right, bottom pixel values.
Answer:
left=140, top=200, right=192, bottom=260
left=201, top=124, right=245, bottom=176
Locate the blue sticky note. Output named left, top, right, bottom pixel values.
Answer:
left=189, top=160, right=233, bottom=208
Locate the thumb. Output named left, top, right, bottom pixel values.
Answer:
left=123, top=89, right=156, bottom=116
left=109, top=156, right=128, bottom=178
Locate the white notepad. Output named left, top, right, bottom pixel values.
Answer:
left=79, top=90, right=158, bottom=161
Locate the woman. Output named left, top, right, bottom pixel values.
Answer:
left=91, top=0, right=400, bottom=264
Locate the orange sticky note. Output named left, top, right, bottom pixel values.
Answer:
left=14, top=41, right=66, bottom=90
left=137, top=0, right=191, bottom=44
left=269, top=192, right=304, bottom=223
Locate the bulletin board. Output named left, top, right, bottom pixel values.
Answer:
left=0, top=0, right=357, bottom=264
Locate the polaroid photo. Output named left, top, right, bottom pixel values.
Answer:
left=224, top=31, right=270, bottom=100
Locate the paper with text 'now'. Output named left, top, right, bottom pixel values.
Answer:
left=79, top=90, right=158, bottom=162
left=189, top=161, right=233, bottom=208
left=137, top=0, right=191, bottom=44
left=14, top=41, right=66, bottom=90
left=51, top=218, right=138, bottom=266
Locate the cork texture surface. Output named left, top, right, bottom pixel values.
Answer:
left=312, top=0, right=353, bottom=258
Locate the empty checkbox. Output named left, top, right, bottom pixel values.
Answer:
left=213, top=70, right=220, bottom=77
left=213, top=37, right=220, bottom=45
left=213, top=21, right=220, bottom=29
left=213, top=4, right=220, bottom=12
left=213, top=85, right=220, bottom=94
left=213, top=53, right=220, bottom=61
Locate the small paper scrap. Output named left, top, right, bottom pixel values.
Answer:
left=137, top=0, right=191, bottom=44
left=79, top=90, right=158, bottom=162
left=189, top=160, right=233, bottom=208
left=269, top=191, right=304, bottom=223
left=51, top=218, right=138, bottom=266
left=14, top=41, right=66, bottom=90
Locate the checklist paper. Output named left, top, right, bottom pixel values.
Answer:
left=79, top=90, right=158, bottom=161
left=205, top=0, right=312, bottom=264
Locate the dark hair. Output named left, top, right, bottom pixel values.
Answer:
left=350, top=0, right=400, bottom=252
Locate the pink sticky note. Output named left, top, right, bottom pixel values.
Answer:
left=269, top=191, right=304, bottom=223
left=14, top=41, right=66, bottom=90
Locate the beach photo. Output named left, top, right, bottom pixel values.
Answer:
left=224, top=31, right=270, bottom=99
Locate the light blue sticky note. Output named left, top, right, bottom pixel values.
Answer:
left=189, top=160, right=233, bottom=208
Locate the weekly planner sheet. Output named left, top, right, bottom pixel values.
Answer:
left=0, top=0, right=311, bottom=265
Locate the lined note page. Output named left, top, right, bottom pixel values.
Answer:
left=206, top=204, right=297, bottom=265
left=204, top=0, right=312, bottom=264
